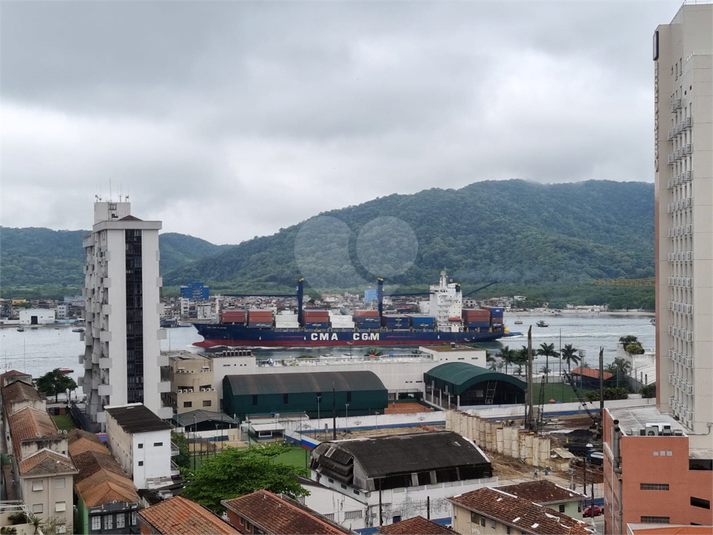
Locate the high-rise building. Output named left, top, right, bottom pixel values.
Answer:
left=79, top=201, right=172, bottom=428
left=601, top=4, right=713, bottom=531
left=654, top=1, right=713, bottom=444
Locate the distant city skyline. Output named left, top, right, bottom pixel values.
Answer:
left=2, top=1, right=683, bottom=245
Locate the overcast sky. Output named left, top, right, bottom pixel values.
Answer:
left=1, top=1, right=682, bottom=245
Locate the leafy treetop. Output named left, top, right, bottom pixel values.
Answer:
left=181, top=445, right=309, bottom=513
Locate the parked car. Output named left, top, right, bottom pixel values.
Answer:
left=583, top=505, right=602, bottom=517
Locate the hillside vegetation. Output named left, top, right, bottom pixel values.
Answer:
left=1, top=180, right=655, bottom=306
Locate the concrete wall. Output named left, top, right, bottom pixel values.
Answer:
left=447, top=410, right=551, bottom=468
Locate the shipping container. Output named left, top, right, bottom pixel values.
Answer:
left=354, top=310, right=380, bottom=317
left=247, top=322, right=272, bottom=329
left=221, top=310, right=246, bottom=323
left=466, top=321, right=491, bottom=329
left=304, top=322, right=329, bottom=329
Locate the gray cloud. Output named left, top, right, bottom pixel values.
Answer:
left=1, top=1, right=680, bottom=244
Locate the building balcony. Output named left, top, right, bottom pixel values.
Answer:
left=98, top=384, right=112, bottom=396
left=99, top=357, right=112, bottom=369
left=157, top=381, right=172, bottom=394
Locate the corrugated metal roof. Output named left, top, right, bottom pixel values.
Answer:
left=225, top=371, right=385, bottom=396
left=424, top=363, right=527, bottom=395
left=314, top=431, right=490, bottom=478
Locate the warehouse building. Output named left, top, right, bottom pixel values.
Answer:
left=223, top=370, right=388, bottom=420
left=424, top=362, right=526, bottom=408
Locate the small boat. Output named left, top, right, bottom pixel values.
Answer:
left=650, top=318, right=656, bottom=326
left=72, top=327, right=85, bottom=333
left=30, top=326, right=38, bottom=330
left=16, top=327, right=25, bottom=332
left=514, top=319, right=523, bottom=325
left=536, top=320, right=549, bottom=328
left=59, top=368, right=74, bottom=374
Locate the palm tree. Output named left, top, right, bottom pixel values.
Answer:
left=499, top=346, right=516, bottom=375
left=486, top=351, right=498, bottom=371
left=613, top=357, right=632, bottom=388
left=561, top=344, right=581, bottom=376
left=536, top=343, right=559, bottom=383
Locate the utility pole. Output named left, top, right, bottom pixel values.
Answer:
left=526, top=326, right=534, bottom=430
left=598, top=347, right=604, bottom=437
left=332, top=383, right=337, bottom=440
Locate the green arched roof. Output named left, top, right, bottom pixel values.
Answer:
left=424, top=362, right=527, bottom=396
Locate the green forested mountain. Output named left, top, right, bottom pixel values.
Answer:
left=164, top=180, right=654, bottom=292
left=0, top=228, right=226, bottom=293
left=1, top=180, right=655, bottom=305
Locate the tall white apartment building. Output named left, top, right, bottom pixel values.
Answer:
left=654, top=2, right=713, bottom=445
left=80, top=201, right=172, bottom=428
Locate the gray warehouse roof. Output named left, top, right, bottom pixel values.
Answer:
left=314, top=431, right=490, bottom=478
left=224, top=370, right=386, bottom=395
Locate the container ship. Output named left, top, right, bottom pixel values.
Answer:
left=193, top=271, right=519, bottom=348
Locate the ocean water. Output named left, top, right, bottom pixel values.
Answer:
left=1, top=313, right=655, bottom=381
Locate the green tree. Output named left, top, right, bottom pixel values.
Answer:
left=536, top=343, right=559, bottom=383
left=499, top=346, right=516, bottom=375
left=181, top=445, right=309, bottom=513
left=36, top=369, right=77, bottom=402
left=560, top=344, right=581, bottom=375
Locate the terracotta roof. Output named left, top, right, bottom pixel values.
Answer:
left=68, top=429, right=110, bottom=458
left=223, top=490, right=351, bottom=535
left=72, top=450, right=129, bottom=484
left=18, top=449, right=77, bottom=476
left=379, top=516, right=456, bottom=535
left=0, top=370, right=32, bottom=386
left=496, top=480, right=587, bottom=505
left=139, top=496, right=239, bottom=535
left=571, top=367, right=613, bottom=381
left=78, top=480, right=139, bottom=508
left=448, top=487, right=593, bottom=535
left=8, top=406, right=60, bottom=458
left=2, top=380, right=42, bottom=415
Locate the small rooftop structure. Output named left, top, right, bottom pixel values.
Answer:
left=571, top=367, right=614, bottom=381
left=105, top=403, right=173, bottom=434
left=139, top=495, right=239, bottom=535
left=222, top=489, right=351, bottom=535
left=608, top=406, right=686, bottom=437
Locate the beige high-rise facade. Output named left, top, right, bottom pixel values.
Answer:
left=654, top=2, right=713, bottom=445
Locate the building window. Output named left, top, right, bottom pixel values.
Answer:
left=55, top=478, right=66, bottom=489
left=138, top=461, right=144, bottom=466
left=32, top=480, right=43, bottom=491
left=154, top=442, right=163, bottom=447
left=341, top=484, right=347, bottom=489
left=691, top=497, right=711, bottom=509
left=506, top=528, right=511, bottom=535
left=481, top=517, right=486, bottom=527
left=344, top=511, right=363, bottom=520
left=131, top=512, right=137, bottom=526
left=116, top=514, right=126, bottom=529
left=559, top=504, right=565, bottom=513
left=32, top=504, right=43, bottom=514
left=183, top=401, right=193, bottom=408
left=104, top=515, right=113, bottom=530
left=91, top=516, right=101, bottom=530
left=138, top=443, right=144, bottom=449
left=641, top=483, right=670, bottom=491
left=641, top=516, right=670, bottom=524
left=203, top=400, right=212, bottom=407
left=55, top=501, right=66, bottom=512
left=239, top=517, right=244, bottom=526
left=491, top=520, right=496, bottom=529
left=471, top=512, right=479, bottom=523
